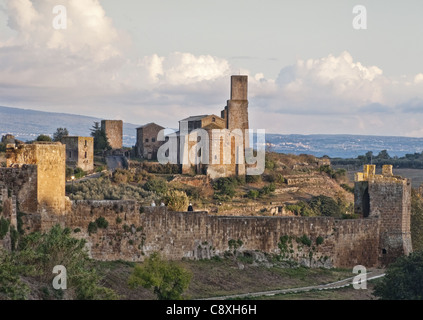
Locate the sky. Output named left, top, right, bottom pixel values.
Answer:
left=1, top=0, right=423, bottom=136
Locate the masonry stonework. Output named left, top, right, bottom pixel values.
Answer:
left=135, top=123, right=165, bottom=160
left=61, top=136, right=94, bottom=172
left=101, top=120, right=123, bottom=149
left=6, top=143, right=66, bottom=215
left=61, top=205, right=380, bottom=267
left=354, top=165, right=412, bottom=265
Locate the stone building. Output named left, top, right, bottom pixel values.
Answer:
left=0, top=146, right=414, bottom=267
left=178, top=76, right=249, bottom=179
left=61, top=136, right=94, bottom=172
left=354, top=164, right=413, bottom=265
left=135, top=123, right=165, bottom=160
left=3, top=142, right=67, bottom=216
left=101, top=120, right=123, bottom=149
left=1, top=134, right=23, bottom=145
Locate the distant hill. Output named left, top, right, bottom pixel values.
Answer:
left=265, top=133, right=423, bottom=158
left=0, top=106, right=138, bottom=147
left=1, top=106, right=423, bottom=158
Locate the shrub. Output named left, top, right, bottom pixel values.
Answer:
left=17, top=212, right=25, bottom=235
left=143, top=178, right=168, bottom=195
left=264, top=172, right=286, bottom=184
left=128, top=252, right=192, bottom=300
left=246, top=175, right=261, bottom=184
left=66, top=177, right=156, bottom=205
left=95, top=217, right=108, bottom=229
left=16, top=225, right=119, bottom=300
left=374, top=250, right=423, bottom=300
left=88, top=222, right=97, bottom=235
left=411, top=189, right=423, bottom=251
left=309, top=195, right=342, bottom=218
left=164, top=190, right=189, bottom=212
left=297, top=234, right=312, bottom=247
left=265, top=158, right=276, bottom=170
left=341, top=184, right=354, bottom=193
left=213, top=177, right=238, bottom=198
left=36, top=134, right=52, bottom=142
left=260, top=183, right=276, bottom=196
left=316, top=236, right=324, bottom=246
left=113, top=169, right=134, bottom=184
left=66, top=167, right=74, bottom=179
left=0, top=217, right=10, bottom=240
left=116, top=217, right=122, bottom=224
left=74, top=167, right=86, bottom=179
left=247, top=190, right=260, bottom=199
left=73, top=228, right=81, bottom=233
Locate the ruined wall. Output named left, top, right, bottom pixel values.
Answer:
left=101, top=120, right=123, bottom=149
left=0, top=165, right=38, bottom=214
left=61, top=137, right=94, bottom=172
left=354, top=165, right=413, bottom=266
left=369, top=179, right=412, bottom=265
left=138, top=209, right=380, bottom=268
left=65, top=203, right=380, bottom=268
left=6, top=143, right=66, bottom=215
left=66, top=200, right=144, bottom=261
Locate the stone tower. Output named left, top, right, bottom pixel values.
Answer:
left=101, top=120, right=123, bottom=149
left=354, top=164, right=413, bottom=266
left=6, top=142, right=66, bottom=215
left=224, top=76, right=249, bottom=133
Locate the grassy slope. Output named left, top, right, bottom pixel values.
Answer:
left=96, top=259, right=379, bottom=300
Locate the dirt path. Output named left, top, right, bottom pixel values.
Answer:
left=202, top=269, right=385, bottom=300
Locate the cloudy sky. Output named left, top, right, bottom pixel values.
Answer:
left=1, top=0, right=423, bottom=136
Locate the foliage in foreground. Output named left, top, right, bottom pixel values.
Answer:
left=373, top=250, right=423, bottom=300
left=0, top=225, right=119, bottom=300
left=128, top=252, right=192, bottom=300
left=411, top=189, right=423, bottom=251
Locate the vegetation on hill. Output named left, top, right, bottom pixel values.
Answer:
left=0, top=225, right=118, bottom=300
left=53, top=127, right=69, bottom=142
left=374, top=250, right=423, bottom=300
left=331, top=149, right=423, bottom=169
left=36, top=134, right=52, bottom=142
left=411, top=189, right=423, bottom=251
left=90, top=122, right=111, bottom=152
left=128, top=252, right=192, bottom=300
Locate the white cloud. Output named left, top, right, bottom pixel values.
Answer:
left=3, top=1, right=423, bottom=136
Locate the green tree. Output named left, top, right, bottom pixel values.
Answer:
left=36, top=134, right=52, bottom=142
left=365, top=151, right=373, bottom=163
left=90, top=122, right=111, bottom=151
left=377, top=149, right=391, bottom=160
left=17, top=225, right=119, bottom=300
left=309, top=195, right=342, bottom=218
left=411, top=189, right=423, bottom=251
left=0, top=251, right=30, bottom=300
left=53, top=128, right=69, bottom=142
left=373, top=251, right=423, bottom=300
left=128, top=252, right=192, bottom=300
